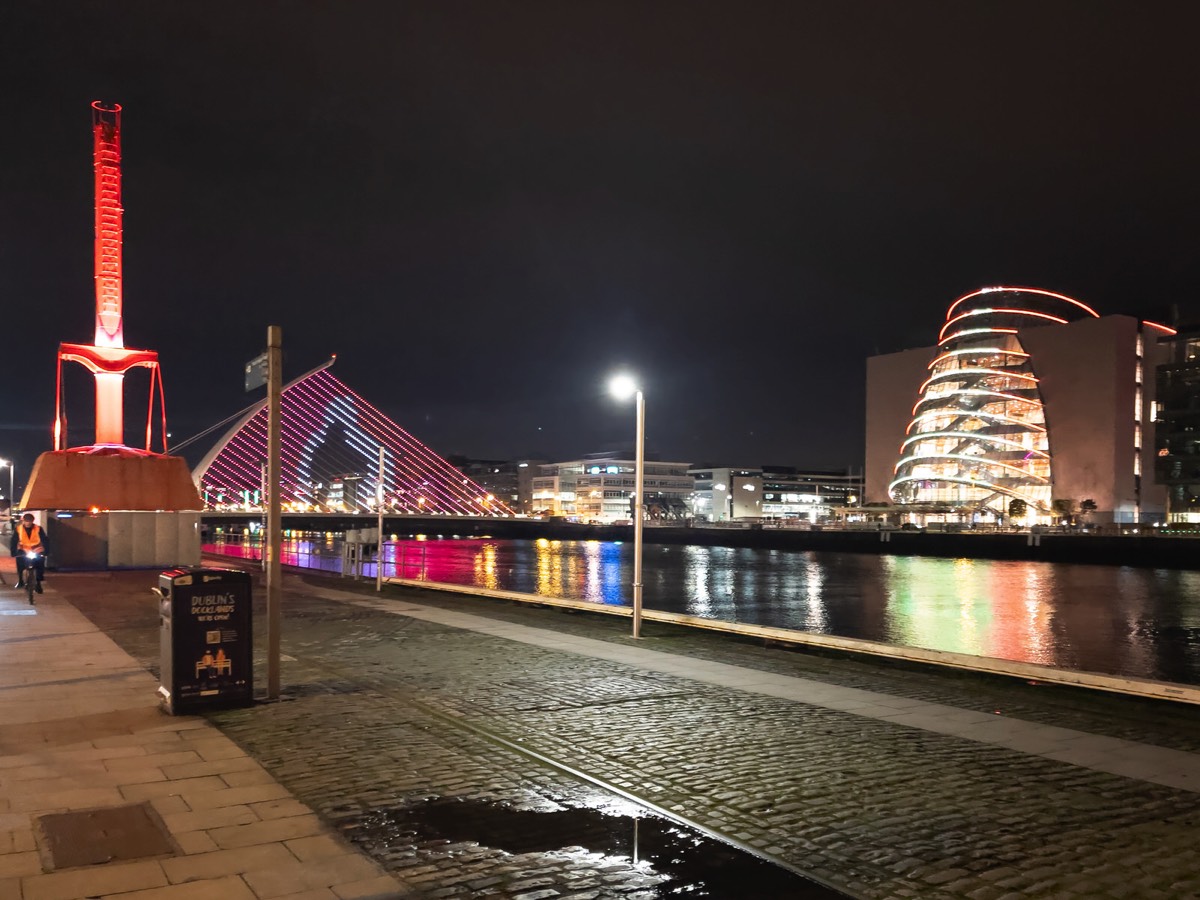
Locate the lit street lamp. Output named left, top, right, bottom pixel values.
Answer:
left=610, top=374, right=645, bottom=638
left=0, top=459, right=12, bottom=518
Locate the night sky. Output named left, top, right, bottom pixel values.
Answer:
left=4, top=2, right=1199, bottom=493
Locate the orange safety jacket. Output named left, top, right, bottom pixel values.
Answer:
left=17, top=524, right=44, bottom=554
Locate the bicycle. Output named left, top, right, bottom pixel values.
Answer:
left=21, top=551, right=43, bottom=605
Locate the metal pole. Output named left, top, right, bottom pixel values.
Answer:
left=376, top=446, right=384, bottom=592
left=633, top=390, right=645, bottom=638
left=260, top=462, right=267, bottom=570
left=266, top=325, right=282, bottom=700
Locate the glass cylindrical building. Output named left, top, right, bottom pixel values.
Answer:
left=889, top=287, right=1100, bottom=518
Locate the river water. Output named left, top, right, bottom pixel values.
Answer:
left=207, top=534, right=1200, bottom=686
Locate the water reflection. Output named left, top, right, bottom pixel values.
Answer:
left=683, top=546, right=712, bottom=617
left=203, top=535, right=1200, bottom=685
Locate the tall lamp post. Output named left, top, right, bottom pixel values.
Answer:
left=0, top=459, right=13, bottom=518
left=610, top=374, right=645, bottom=638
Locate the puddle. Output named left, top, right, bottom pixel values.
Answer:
left=344, top=795, right=844, bottom=897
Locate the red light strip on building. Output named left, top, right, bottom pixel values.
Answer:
left=918, top=368, right=1039, bottom=394
left=927, top=347, right=1030, bottom=369
left=906, top=409, right=1047, bottom=434
left=892, top=452, right=1050, bottom=482
left=939, top=327, right=1020, bottom=345
left=938, top=308, right=1069, bottom=343
left=900, top=431, right=1049, bottom=456
left=945, top=286, right=1101, bottom=322
left=912, top=387, right=1040, bottom=416
left=1143, top=320, right=1178, bottom=335
left=887, top=473, right=1036, bottom=502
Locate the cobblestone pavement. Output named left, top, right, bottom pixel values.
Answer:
left=62, top=569, right=1200, bottom=899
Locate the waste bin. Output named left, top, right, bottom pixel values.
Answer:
left=157, top=567, right=253, bottom=715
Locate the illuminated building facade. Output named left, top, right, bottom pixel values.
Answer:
left=689, top=467, right=762, bottom=522
left=194, top=362, right=513, bottom=516
left=531, top=455, right=693, bottom=522
left=1153, top=325, right=1200, bottom=522
left=688, top=466, right=862, bottom=522
left=866, top=287, right=1171, bottom=525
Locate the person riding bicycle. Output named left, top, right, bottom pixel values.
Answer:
left=12, top=513, right=46, bottom=594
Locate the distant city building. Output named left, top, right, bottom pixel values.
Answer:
left=1154, top=325, right=1200, bottom=522
left=448, top=457, right=520, bottom=511
left=516, top=460, right=547, bottom=515
left=447, top=457, right=548, bottom=514
left=866, top=287, right=1172, bottom=525
left=327, top=474, right=368, bottom=511
left=689, top=467, right=761, bottom=521
left=532, top=454, right=693, bottom=523
left=690, top=466, right=863, bottom=522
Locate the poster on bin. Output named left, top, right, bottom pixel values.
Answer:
left=174, top=577, right=251, bottom=705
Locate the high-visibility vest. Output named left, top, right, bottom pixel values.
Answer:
left=17, top=524, right=44, bottom=553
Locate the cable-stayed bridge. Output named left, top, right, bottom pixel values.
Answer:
left=193, top=360, right=514, bottom=516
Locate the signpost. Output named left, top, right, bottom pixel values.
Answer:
left=376, top=446, right=384, bottom=592
left=266, top=327, right=282, bottom=700
left=244, top=352, right=267, bottom=392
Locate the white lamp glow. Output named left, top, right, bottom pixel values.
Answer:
left=610, top=374, right=639, bottom=400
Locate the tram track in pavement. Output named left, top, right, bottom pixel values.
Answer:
left=283, top=646, right=853, bottom=899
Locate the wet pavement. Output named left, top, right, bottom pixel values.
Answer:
left=53, top=566, right=1200, bottom=898
left=343, top=795, right=834, bottom=897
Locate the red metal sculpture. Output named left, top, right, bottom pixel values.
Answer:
left=55, top=102, right=166, bottom=452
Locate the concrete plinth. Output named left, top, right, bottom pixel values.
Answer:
left=48, top=510, right=201, bottom=569
left=21, top=447, right=201, bottom=512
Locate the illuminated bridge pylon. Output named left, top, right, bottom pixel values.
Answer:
left=193, top=360, right=514, bottom=515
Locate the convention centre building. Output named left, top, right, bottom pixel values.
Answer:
left=865, top=287, right=1173, bottom=526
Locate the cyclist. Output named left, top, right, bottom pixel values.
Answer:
left=12, top=513, right=46, bottom=594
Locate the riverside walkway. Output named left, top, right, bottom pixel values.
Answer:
left=2, top=561, right=1199, bottom=898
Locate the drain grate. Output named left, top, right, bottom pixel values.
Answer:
left=38, top=803, right=175, bottom=869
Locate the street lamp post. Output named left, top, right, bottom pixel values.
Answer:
left=610, top=375, right=645, bottom=638
left=0, top=459, right=13, bottom=517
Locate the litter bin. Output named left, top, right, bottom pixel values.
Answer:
left=157, top=567, right=253, bottom=715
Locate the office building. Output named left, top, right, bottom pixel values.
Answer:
left=689, top=466, right=862, bottom=523
left=531, top=454, right=693, bottom=523
left=1154, top=325, right=1200, bottom=522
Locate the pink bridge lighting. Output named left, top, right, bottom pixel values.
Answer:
left=194, top=363, right=514, bottom=516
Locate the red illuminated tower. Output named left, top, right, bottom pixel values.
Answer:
left=21, top=103, right=199, bottom=515
left=93, top=101, right=125, bottom=351
left=55, top=102, right=165, bottom=450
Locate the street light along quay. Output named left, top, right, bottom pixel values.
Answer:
left=0, top=459, right=13, bottom=516
left=609, top=374, right=645, bottom=638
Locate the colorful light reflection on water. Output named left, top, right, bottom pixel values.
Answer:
left=205, top=535, right=1200, bottom=685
